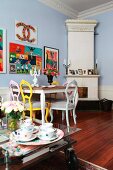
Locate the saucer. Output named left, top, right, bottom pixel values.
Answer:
left=33, top=126, right=39, bottom=133
left=37, top=133, right=58, bottom=141
left=18, top=134, right=37, bottom=142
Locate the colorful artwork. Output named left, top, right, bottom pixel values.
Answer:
left=44, top=46, right=59, bottom=71
left=9, top=42, right=42, bottom=74
left=15, top=20, right=37, bottom=44
left=0, top=28, right=6, bottom=73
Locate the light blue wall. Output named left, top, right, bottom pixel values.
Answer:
left=89, top=10, right=113, bottom=86
left=0, top=0, right=68, bottom=87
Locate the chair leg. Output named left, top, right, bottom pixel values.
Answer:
left=45, top=102, right=51, bottom=123
left=32, top=111, right=36, bottom=119
left=73, top=109, right=76, bottom=124
left=50, top=109, right=54, bottom=122
left=66, top=110, right=70, bottom=127
left=22, top=111, right=26, bottom=119
left=62, top=111, right=65, bottom=121
left=45, top=108, right=49, bottom=123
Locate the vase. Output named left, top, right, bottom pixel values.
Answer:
left=47, top=75, right=53, bottom=85
left=8, top=117, right=19, bottom=131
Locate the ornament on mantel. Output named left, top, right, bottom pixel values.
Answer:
left=63, top=59, right=71, bottom=75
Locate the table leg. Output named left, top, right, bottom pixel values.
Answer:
left=40, top=91, right=45, bottom=125
left=65, top=147, right=79, bottom=170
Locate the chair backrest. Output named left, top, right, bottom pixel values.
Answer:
left=9, top=80, right=20, bottom=101
left=65, top=80, right=78, bottom=108
left=20, top=79, right=33, bottom=106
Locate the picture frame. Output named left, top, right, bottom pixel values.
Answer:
left=88, top=69, right=94, bottom=75
left=78, top=69, right=83, bottom=75
left=9, top=42, right=42, bottom=74
left=44, top=46, right=59, bottom=71
left=0, top=28, right=6, bottom=73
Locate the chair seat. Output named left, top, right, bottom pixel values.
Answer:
left=50, top=101, right=75, bottom=110
left=25, top=101, right=48, bottom=110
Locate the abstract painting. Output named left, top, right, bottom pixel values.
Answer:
left=9, top=42, right=42, bottom=74
left=0, top=28, right=6, bottom=73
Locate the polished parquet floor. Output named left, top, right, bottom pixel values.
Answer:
left=37, top=110, right=113, bottom=170
left=73, top=110, right=113, bottom=170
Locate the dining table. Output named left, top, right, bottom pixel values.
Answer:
left=13, top=85, right=75, bottom=125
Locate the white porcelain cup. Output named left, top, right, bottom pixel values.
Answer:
left=21, top=124, right=34, bottom=131
left=39, top=123, right=53, bottom=131
left=39, top=128, right=56, bottom=139
left=24, top=118, right=32, bottom=125
left=14, top=128, right=33, bottom=141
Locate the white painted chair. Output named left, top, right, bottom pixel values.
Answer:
left=50, top=80, right=78, bottom=127
left=9, top=80, right=20, bottom=101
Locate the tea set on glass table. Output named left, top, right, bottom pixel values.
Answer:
left=1, top=118, right=64, bottom=157
left=12, top=119, right=58, bottom=142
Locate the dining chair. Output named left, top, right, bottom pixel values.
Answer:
left=49, top=80, right=78, bottom=127
left=20, top=79, right=49, bottom=121
left=9, top=80, right=20, bottom=101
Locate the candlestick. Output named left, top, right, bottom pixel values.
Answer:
left=30, top=66, right=40, bottom=87
left=63, top=59, right=71, bottom=75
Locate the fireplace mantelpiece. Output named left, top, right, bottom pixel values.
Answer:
left=65, top=75, right=100, bottom=100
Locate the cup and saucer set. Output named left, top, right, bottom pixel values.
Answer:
left=10, top=118, right=39, bottom=142
left=38, top=123, right=58, bottom=141
left=10, top=120, right=58, bottom=142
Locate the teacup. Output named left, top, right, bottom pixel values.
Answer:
left=39, top=128, right=56, bottom=139
left=14, top=128, right=33, bottom=141
left=39, top=123, right=53, bottom=132
left=21, top=124, right=34, bottom=131
left=24, top=118, right=32, bottom=125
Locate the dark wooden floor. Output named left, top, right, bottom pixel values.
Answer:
left=72, top=110, right=113, bottom=170
left=37, top=110, right=113, bottom=170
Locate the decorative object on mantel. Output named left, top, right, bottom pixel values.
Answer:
left=94, top=59, right=98, bottom=75
left=43, top=67, right=59, bottom=85
left=1, top=101, right=24, bottom=131
left=63, top=59, right=70, bottom=75
left=30, top=66, right=40, bottom=87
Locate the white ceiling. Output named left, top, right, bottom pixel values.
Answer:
left=39, top=0, right=113, bottom=18
left=60, top=0, right=112, bottom=12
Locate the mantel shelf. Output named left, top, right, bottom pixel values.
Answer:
left=65, top=74, right=100, bottom=78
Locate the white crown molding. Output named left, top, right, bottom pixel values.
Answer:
left=78, top=1, right=113, bottom=19
left=38, top=0, right=113, bottom=19
left=38, top=0, right=78, bottom=18
left=65, top=19, right=97, bottom=32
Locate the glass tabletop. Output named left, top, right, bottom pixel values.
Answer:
left=0, top=122, right=77, bottom=166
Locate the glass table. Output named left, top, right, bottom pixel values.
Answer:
left=0, top=123, right=79, bottom=170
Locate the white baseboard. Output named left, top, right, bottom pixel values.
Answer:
left=99, top=85, right=113, bottom=100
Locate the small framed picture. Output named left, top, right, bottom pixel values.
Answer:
left=88, top=69, right=94, bottom=75
left=83, top=69, right=87, bottom=75
left=78, top=69, right=83, bottom=75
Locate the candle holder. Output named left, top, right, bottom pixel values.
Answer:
left=63, top=62, right=70, bottom=75
left=30, top=66, right=40, bottom=87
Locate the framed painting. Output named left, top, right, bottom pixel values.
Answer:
left=44, top=46, right=59, bottom=71
left=9, top=42, right=42, bottom=74
left=0, top=28, right=6, bottom=73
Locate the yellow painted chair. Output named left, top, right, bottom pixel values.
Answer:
left=20, top=79, right=49, bottom=122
